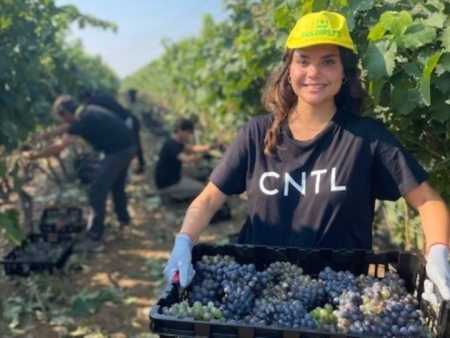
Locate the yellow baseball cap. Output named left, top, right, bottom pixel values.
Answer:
left=286, top=11, right=355, bottom=51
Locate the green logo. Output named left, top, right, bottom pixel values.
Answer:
left=316, top=19, right=328, bottom=29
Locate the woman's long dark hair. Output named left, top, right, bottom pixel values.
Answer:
left=261, top=47, right=367, bottom=156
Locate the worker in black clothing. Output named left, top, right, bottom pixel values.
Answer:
left=79, top=90, right=146, bottom=174
left=23, top=95, right=136, bottom=252
left=155, top=118, right=210, bottom=202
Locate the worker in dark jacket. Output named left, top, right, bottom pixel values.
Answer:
left=79, top=90, right=146, bottom=174
left=23, top=95, right=136, bottom=252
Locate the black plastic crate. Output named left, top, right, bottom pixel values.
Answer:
left=150, top=244, right=450, bottom=338
left=39, top=206, right=85, bottom=235
left=0, top=233, right=75, bottom=276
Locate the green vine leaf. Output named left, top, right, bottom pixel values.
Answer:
left=422, top=12, right=447, bottom=29
left=419, top=51, right=442, bottom=106
left=0, top=209, right=25, bottom=245
left=439, top=27, right=450, bottom=52
left=402, top=23, right=436, bottom=49
left=364, top=40, right=397, bottom=80
left=368, top=79, right=386, bottom=106
left=380, top=11, right=412, bottom=39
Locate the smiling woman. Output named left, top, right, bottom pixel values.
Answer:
left=162, top=11, right=450, bottom=308
left=289, top=45, right=345, bottom=126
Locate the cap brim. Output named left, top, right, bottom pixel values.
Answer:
left=286, top=40, right=355, bottom=52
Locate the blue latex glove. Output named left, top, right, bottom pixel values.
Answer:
left=163, top=234, right=195, bottom=288
left=425, top=244, right=450, bottom=301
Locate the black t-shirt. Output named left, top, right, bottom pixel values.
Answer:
left=210, top=109, right=428, bottom=250
left=155, top=138, right=184, bottom=189
left=68, top=105, right=134, bottom=154
left=89, top=92, right=131, bottom=121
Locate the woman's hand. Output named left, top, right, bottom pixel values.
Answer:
left=426, top=243, right=450, bottom=301
left=163, top=233, right=196, bottom=288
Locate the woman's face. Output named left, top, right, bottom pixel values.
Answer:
left=288, top=44, right=344, bottom=108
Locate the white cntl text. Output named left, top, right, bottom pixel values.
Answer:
left=259, top=167, right=346, bottom=195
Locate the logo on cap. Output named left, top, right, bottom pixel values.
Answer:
left=316, top=19, right=328, bottom=29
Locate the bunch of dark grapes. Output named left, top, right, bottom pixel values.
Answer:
left=264, top=262, right=327, bottom=310
left=249, top=297, right=275, bottom=325
left=220, top=262, right=269, bottom=320
left=359, top=279, right=403, bottom=316
left=357, top=272, right=407, bottom=297
left=334, top=274, right=431, bottom=337
left=261, top=275, right=327, bottom=310
left=334, top=290, right=364, bottom=333
left=249, top=294, right=316, bottom=328
left=358, top=291, right=429, bottom=337
left=319, top=267, right=359, bottom=304
left=187, top=255, right=235, bottom=305
left=270, top=300, right=315, bottom=329
left=186, top=256, right=271, bottom=321
left=249, top=262, right=327, bottom=326
left=221, top=282, right=254, bottom=319
left=266, top=261, right=304, bottom=280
